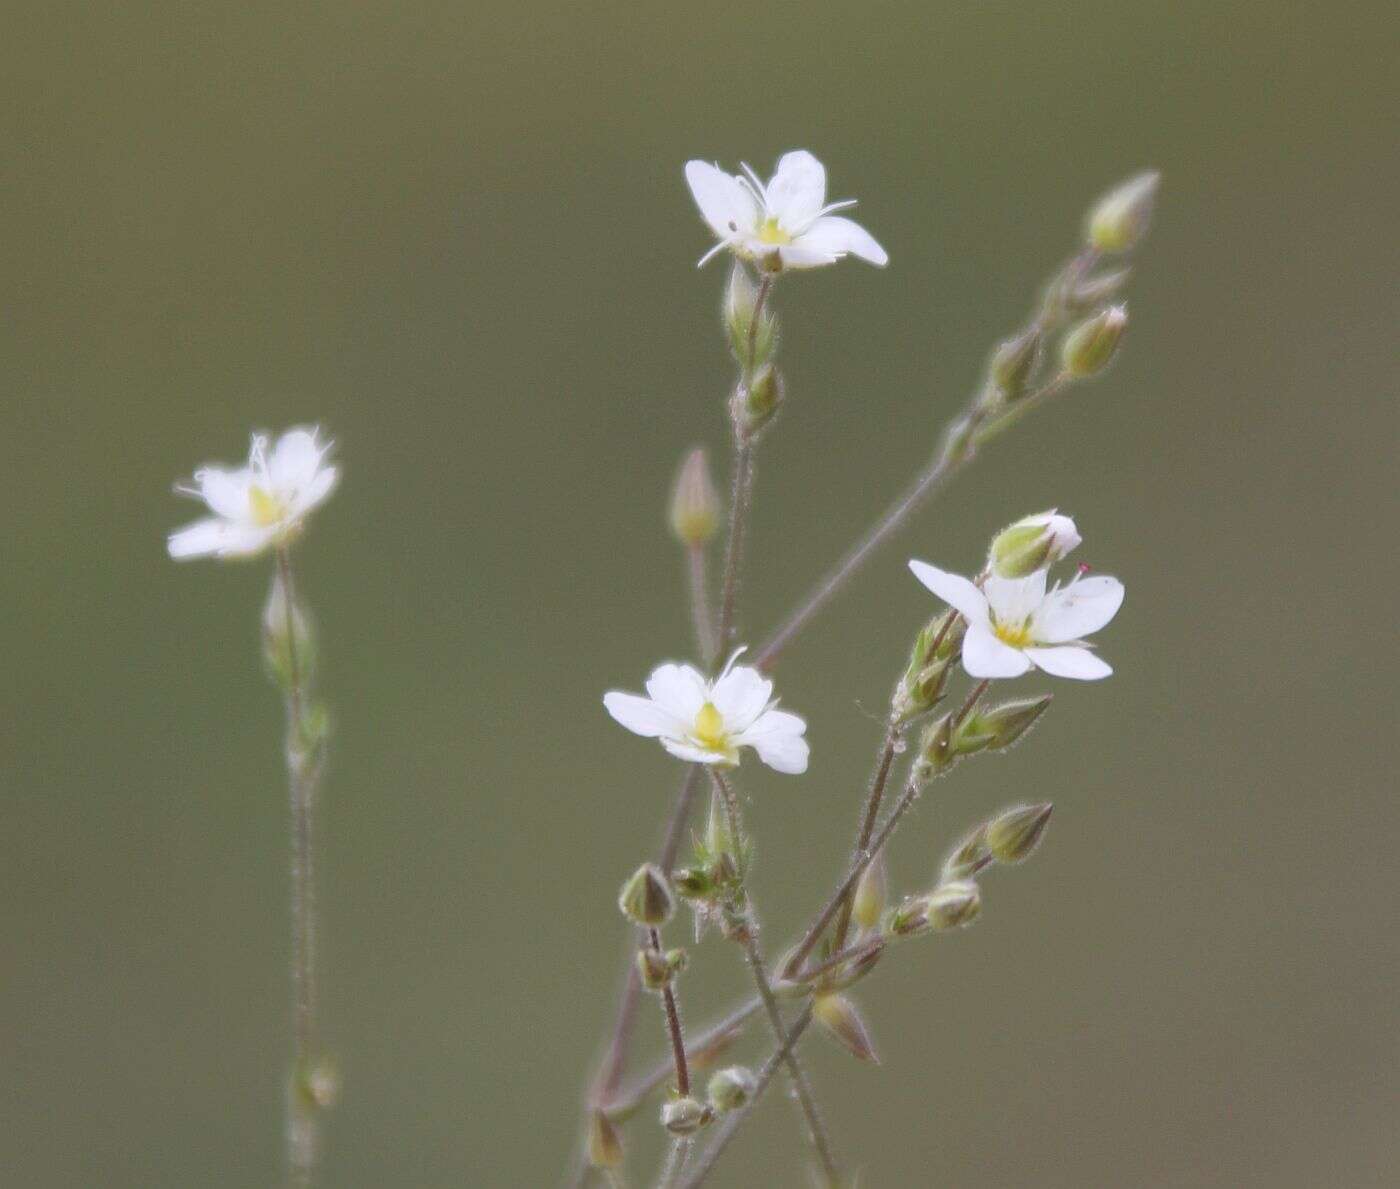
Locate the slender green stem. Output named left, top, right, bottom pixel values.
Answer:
left=715, top=441, right=753, bottom=658
left=686, top=543, right=717, bottom=666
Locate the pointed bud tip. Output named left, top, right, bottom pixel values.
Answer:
left=619, top=863, right=675, bottom=927
left=1061, top=305, right=1128, bottom=377
left=1088, top=170, right=1161, bottom=253
left=670, top=447, right=721, bottom=546
left=986, top=802, right=1054, bottom=863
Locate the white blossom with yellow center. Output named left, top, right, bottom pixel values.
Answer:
left=603, top=650, right=809, bottom=774
left=684, top=150, right=888, bottom=271
left=908, top=558, right=1124, bottom=681
left=168, top=427, right=338, bottom=560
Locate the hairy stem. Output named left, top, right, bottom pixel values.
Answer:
left=649, top=927, right=690, bottom=1097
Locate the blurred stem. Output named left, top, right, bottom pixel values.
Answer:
left=276, top=545, right=321, bottom=1189
left=716, top=440, right=754, bottom=658
left=686, top=543, right=717, bottom=666
left=710, top=770, right=840, bottom=1185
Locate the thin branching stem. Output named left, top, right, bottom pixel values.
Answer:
left=649, top=928, right=691, bottom=1097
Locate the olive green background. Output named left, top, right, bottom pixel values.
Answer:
left=3, top=2, right=1395, bottom=1185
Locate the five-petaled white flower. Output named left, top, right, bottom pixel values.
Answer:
left=684, top=150, right=888, bottom=271
left=603, top=650, right=809, bottom=774
left=168, top=427, right=338, bottom=560
left=909, top=559, right=1124, bottom=681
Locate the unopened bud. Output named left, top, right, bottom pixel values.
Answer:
left=587, top=1109, right=624, bottom=1169
left=852, top=851, right=887, bottom=933
left=673, top=865, right=715, bottom=900
left=895, top=623, right=954, bottom=721
left=661, top=1096, right=713, bottom=1136
left=823, top=938, right=885, bottom=991
left=927, top=880, right=981, bottom=930
left=912, top=713, right=957, bottom=783
left=942, top=824, right=991, bottom=881
left=618, top=863, right=674, bottom=927
left=735, top=364, right=783, bottom=433
left=884, top=895, right=932, bottom=939
left=669, top=447, right=720, bottom=546
left=704, top=786, right=733, bottom=861
left=1061, top=305, right=1127, bottom=377
left=636, top=947, right=671, bottom=990
left=812, top=993, right=880, bottom=1064
left=1065, top=267, right=1132, bottom=313
left=724, top=263, right=776, bottom=368
left=964, top=694, right=1053, bottom=752
left=989, top=326, right=1042, bottom=400
left=706, top=1066, right=757, bottom=1113
left=988, top=510, right=1081, bottom=579
left=293, top=1053, right=340, bottom=1111
left=262, top=571, right=314, bottom=690
left=1087, top=170, right=1161, bottom=254
left=986, top=802, right=1053, bottom=864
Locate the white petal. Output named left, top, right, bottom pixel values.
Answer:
left=797, top=216, right=888, bottom=266
left=962, top=623, right=1033, bottom=679
left=661, top=738, right=730, bottom=766
left=1024, top=645, right=1113, bottom=680
left=603, top=692, right=684, bottom=738
left=709, top=665, right=773, bottom=732
left=765, top=151, right=827, bottom=230
left=772, top=242, right=839, bottom=270
left=735, top=708, right=809, bottom=775
left=644, top=663, right=708, bottom=719
left=1031, top=576, right=1124, bottom=644
left=269, top=428, right=326, bottom=490
left=195, top=467, right=254, bottom=521
left=984, top=570, right=1048, bottom=626
left=167, top=517, right=274, bottom=559
left=289, top=465, right=338, bottom=519
left=684, top=161, right=759, bottom=240
left=907, top=560, right=990, bottom=626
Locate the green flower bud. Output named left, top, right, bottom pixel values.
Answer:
left=293, top=1052, right=340, bottom=1111
left=821, top=938, right=885, bottom=991
left=1087, top=170, right=1161, bottom=253
left=636, top=947, right=671, bottom=990
left=587, top=1109, right=624, bottom=1170
left=735, top=364, right=783, bottom=434
left=812, top=992, right=880, bottom=1064
left=673, top=865, right=715, bottom=900
left=724, top=262, right=776, bottom=369
left=661, top=1096, right=713, bottom=1136
left=912, top=713, right=957, bottom=784
left=262, top=571, right=314, bottom=690
left=1064, top=267, right=1132, bottom=314
left=965, top=694, right=1053, bottom=752
left=988, top=511, right=1081, bottom=579
left=669, top=447, right=720, bottom=547
left=1061, top=305, right=1127, bottom=377
left=989, top=326, right=1042, bottom=400
left=927, top=880, right=981, bottom=930
left=942, top=824, right=991, bottom=881
left=986, top=803, right=1054, bottom=863
left=618, top=863, right=674, bottom=927
left=706, top=1066, right=757, bottom=1113
left=884, top=894, right=932, bottom=940
left=852, top=851, right=887, bottom=933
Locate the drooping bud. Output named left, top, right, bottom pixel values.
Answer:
left=852, top=851, right=888, bottom=933
left=618, top=863, right=674, bottom=927
left=989, top=326, right=1042, bottom=401
left=706, top=1066, right=757, bottom=1113
left=1061, top=305, right=1127, bottom=377
left=1087, top=170, right=1161, bottom=254
left=812, top=993, right=880, bottom=1064
left=942, top=824, right=991, bottom=881
left=927, top=880, right=981, bottom=930
left=734, top=364, right=783, bottom=434
left=988, top=511, right=1081, bottom=579
left=963, top=694, right=1053, bottom=752
left=661, top=1096, right=713, bottom=1136
left=587, top=1108, right=624, bottom=1169
left=262, top=570, right=314, bottom=690
left=669, top=447, right=720, bottom=547
left=986, top=803, right=1054, bottom=864
left=884, top=894, right=932, bottom=940
left=724, top=262, right=776, bottom=368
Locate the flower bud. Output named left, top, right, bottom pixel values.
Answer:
left=661, top=1096, right=713, bottom=1136
left=636, top=947, right=671, bottom=990
left=986, top=803, right=1053, bottom=864
left=587, top=1109, right=624, bottom=1169
left=927, top=880, right=981, bottom=930
left=821, top=938, right=885, bottom=991
left=812, top=993, right=879, bottom=1064
left=989, top=326, right=1042, bottom=400
left=724, top=263, right=776, bottom=368
left=618, top=863, right=674, bottom=927
left=1087, top=170, right=1161, bottom=253
left=704, top=786, right=733, bottom=861
left=988, top=511, right=1081, bottom=579
left=1065, top=267, right=1132, bottom=313
left=673, top=865, right=715, bottom=900
left=706, top=1066, right=757, bottom=1113
left=942, top=824, right=991, bottom=881
left=912, top=713, right=957, bottom=784
left=669, top=447, right=720, bottom=547
left=852, top=851, right=887, bottom=933
left=293, top=1052, right=340, bottom=1110
left=735, top=364, right=783, bottom=434
left=262, top=571, right=314, bottom=690
left=884, top=895, right=932, bottom=940
left=1061, top=305, right=1127, bottom=377
left=965, top=694, right=1053, bottom=752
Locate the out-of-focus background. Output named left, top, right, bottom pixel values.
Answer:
left=3, top=2, right=1395, bottom=1185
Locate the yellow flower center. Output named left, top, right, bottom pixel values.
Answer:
left=248, top=485, right=287, bottom=527
left=757, top=216, right=792, bottom=246
left=993, top=619, right=1032, bottom=648
left=692, top=701, right=729, bottom=752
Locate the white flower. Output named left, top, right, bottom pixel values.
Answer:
left=168, top=427, right=338, bottom=560
left=908, top=559, right=1124, bottom=681
left=603, top=650, right=809, bottom=774
left=684, top=150, right=888, bottom=271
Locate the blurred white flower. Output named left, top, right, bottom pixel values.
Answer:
left=604, top=650, right=809, bottom=774
left=168, top=427, right=338, bottom=560
left=908, top=559, right=1123, bottom=681
left=684, top=150, right=887, bottom=271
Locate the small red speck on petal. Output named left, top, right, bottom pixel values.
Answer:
left=1077, top=563, right=1094, bottom=575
